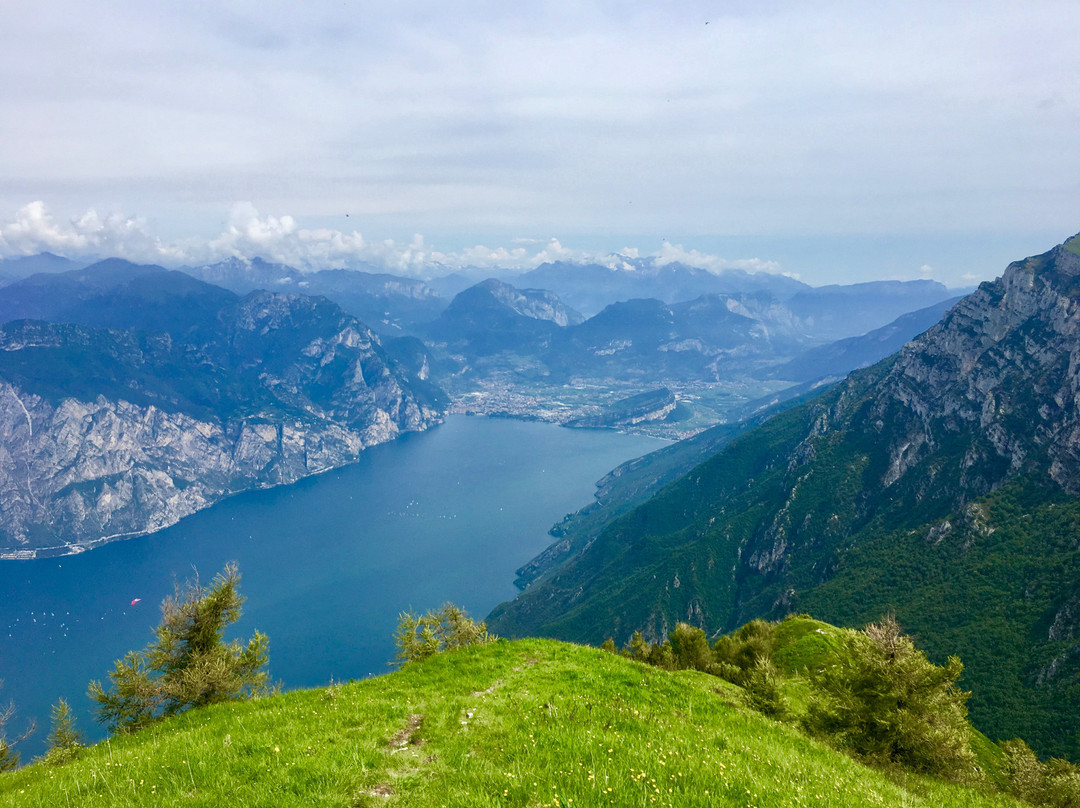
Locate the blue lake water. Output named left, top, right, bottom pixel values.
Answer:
left=0, top=415, right=663, bottom=758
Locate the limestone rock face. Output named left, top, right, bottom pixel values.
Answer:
left=846, top=240, right=1080, bottom=498
left=0, top=291, right=443, bottom=557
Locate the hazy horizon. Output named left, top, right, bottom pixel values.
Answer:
left=3, top=1, right=1078, bottom=286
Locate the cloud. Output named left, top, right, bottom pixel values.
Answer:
left=205, top=203, right=372, bottom=270
left=654, top=241, right=782, bottom=275
left=919, top=264, right=934, bottom=277
left=2, top=201, right=798, bottom=281
left=3, top=2, right=1079, bottom=242
left=0, top=201, right=184, bottom=264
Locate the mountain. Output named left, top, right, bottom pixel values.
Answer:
left=518, top=259, right=810, bottom=316
left=0, top=252, right=88, bottom=286
left=490, top=233, right=1080, bottom=757
left=0, top=637, right=1031, bottom=807
left=425, top=281, right=782, bottom=388
left=180, top=256, right=305, bottom=292
left=785, top=279, right=962, bottom=343
left=0, top=288, right=444, bottom=557
left=421, top=278, right=578, bottom=359
left=565, top=387, right=677, bottom=429
left=766, top=296, right=963, bottom=383
left=424, top=276, right=962, bottom=399
left=183, top=258, right=448, bottom=335
left=0, top=259, right=238, bottom=339
left=543, top=296, right=775, bottom=384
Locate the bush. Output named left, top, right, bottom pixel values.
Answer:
left=45, top=699, right=83, bottom=764
left=1000, top=738, right=1080, bottom=807
left=712, top=619, right=779, bottom=686
left=669, top=623, right=715, bottom=673
left=394, top=603, right=493, bottom=664
left=88, top=563, right=269, bottom=732
left=742, top=657, right=790, bottom=719
left=626, top=631, right=653, bottom=662
left=803, top=614, right=975, bottom=779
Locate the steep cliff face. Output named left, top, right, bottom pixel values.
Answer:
left=0, top=291, right=443, bottom=557
left=864, top=241, right=1080, bottom=495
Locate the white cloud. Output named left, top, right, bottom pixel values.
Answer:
left=919, top=263, right=934, bottom=277
left=654, top=241, right=782, bottom=275
left=0, top=201, right=184, bottom=264
left=2, top=1, right=1078, bottom=242
left=1, top=202, right=795, bottom=281
left=204, top=203, right=371, bottom=270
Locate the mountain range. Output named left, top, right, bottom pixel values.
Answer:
left=489, top=233, right=1080, bottom=758
left=0, top=261, right=444, bottom=557
left=0, top=251, right=975, bottom=554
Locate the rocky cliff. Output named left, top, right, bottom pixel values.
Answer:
left=0, top=291, right=443, bottom=558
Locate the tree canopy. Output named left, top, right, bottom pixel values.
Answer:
left=88, top=563, right=269, bottom=732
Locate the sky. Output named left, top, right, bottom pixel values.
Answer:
left=0, top=0, right=1078, bottom=286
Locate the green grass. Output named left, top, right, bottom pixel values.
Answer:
left=1, top=639, right=1023, bottom=807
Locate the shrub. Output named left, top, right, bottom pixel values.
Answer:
left=1000, top=738, right=1080, bottom=807
left=45, top=699, right=83, bottom=764
left=1042, top=758, right=1080, bottom=808
left=88, top=563, right=269, bottom=732
left=626, top=631, right=652, bottom=662
left=394, top=603, right=493, bottom=664
left=669, top=623, right=715, bottom=672
left=742, top=657, right=790, bottom=719
left=712, top=619, right=779, bottom=686
left=803, top=614, right=975, bottom=779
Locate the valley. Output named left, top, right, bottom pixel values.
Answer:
left=1, top=235, right=1076, bottom=766
left=0, top=252, right=962, bottom=556
left=4, top=2, right=1078, bottom=799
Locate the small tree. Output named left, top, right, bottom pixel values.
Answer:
left=804, top=614, right=974, bottom=778
left=743, top=657, right=790, bottom=719
left=669, top=623, right=715, bottom=672
left=88, top=563, right=269, bottom=732
left=626, top=631, right=652, bottom=662
left=45, top=699, right=83, bottom=764
left=394, top=603, right=492, bottom=664
left=0, top=683, right=35, bottom=772
left=1000, top=738, right=1080, bottom=807
left=712, top=619, right=778, bottom=685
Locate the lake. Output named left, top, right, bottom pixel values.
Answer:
left=0, top=415, right=663, bottom=758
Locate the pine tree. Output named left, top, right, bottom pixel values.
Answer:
left=804, top=614, right=975, bottom=778
left=45, top=698, right=83, bottom=763
left=0, top=686, right=34, bottom=772
left=394, top=603, right=492, bottom=664
left=88, top=563, right=269, bottom=732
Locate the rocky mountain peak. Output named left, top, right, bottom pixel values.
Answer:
left=854, top=236, right=1080, bottom=497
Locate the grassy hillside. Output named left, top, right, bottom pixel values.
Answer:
left=0, top=638, right=1023, bottom=807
